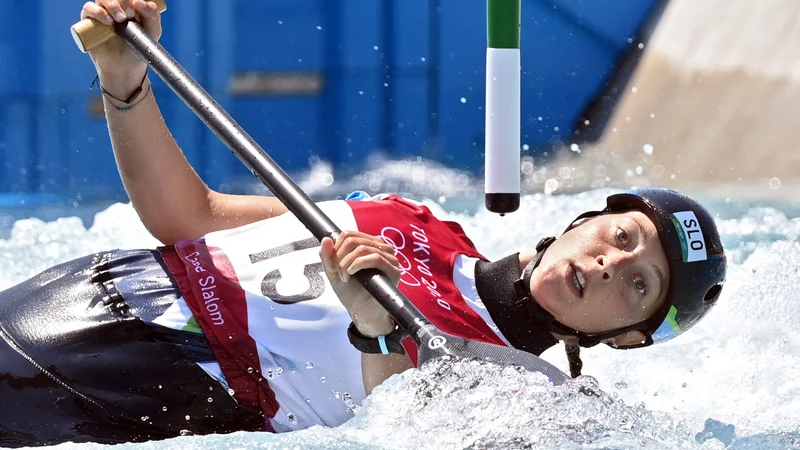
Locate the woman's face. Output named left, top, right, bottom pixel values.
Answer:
left=530, top=210, right=670, bottom=344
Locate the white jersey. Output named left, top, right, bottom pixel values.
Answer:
left=155, top=195, right=509, bottom=432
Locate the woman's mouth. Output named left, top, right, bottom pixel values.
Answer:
left=568, top=264, right=586, bottom=297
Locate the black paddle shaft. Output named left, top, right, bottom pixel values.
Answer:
left=109, top=20, right=568, bottom=385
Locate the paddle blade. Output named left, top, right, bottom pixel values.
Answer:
left=412, top=325, right=569, bottom=385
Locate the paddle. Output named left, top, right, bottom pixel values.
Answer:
left=70, top=8, right=569, bottom=386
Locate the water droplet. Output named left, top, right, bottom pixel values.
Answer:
left=614, top=380, right=628, bottom=390
left=358, top=90, right=364, bottom=95
left=180, top=430, right=192, bottom=436
left=162, top=406, right=168, bottom=411
left=383, top=82, right=389, bottom=87
left=158, top=384, right=162, bottom=389
left=636, top=166, right=644, bottom=175
left=287, top=413, right=297, bottom=423
left=374, top=45, right=379, bottom=51
left=460, top=97, right=467, bottom=104
left=682, top=382, right=688, bottom=388
left=278, top=20, right=283, bottom=25
left=631, top=86, right=638, bottom=94
left=185, top=415, right=191, bottom=421
left=316, top=25, right=322, bottom=30
left=627, top=37, right=634, bottom=43
left=642, top=144, right=654, bottom=155
left=420, top=57, right=426, bottom=62
left=276, top=367, right=283, bottom=376
left=638, top=43, right=645, bottom=49
left=570, top=143, right=581, bottom=153
left=320, top=376, right=327, bottom=383
left=227, top=388, right=235, bottom=396
left=247, top=367, right=254, bottom=374
left=544, top=178, right=559, bottom=195
left=522, top=144, right=530, bottom=151
left=333, top=389, right=341, bottom=399
left=141, top=416, right=149, bottom=422
left=584, top=119, right=590, bottom=125
left=267, top=370, right=275, bottom=379
left=769, top=177, right=781, bottom=189
left=306, top=397, right=311, bottom=403
left=207, top=397, right=213, bottom=402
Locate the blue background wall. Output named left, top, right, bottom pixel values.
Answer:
left=0, top=0, right=666, bottom=205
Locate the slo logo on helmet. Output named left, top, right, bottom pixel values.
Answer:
left=671, top=211, right=708, bottom=263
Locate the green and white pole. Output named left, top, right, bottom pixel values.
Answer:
left=484, top=0, right=521, bottom=214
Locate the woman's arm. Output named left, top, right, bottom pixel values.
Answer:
left=361, top=353, right=414, bottom=395
left=319, top=231, right=415, bottom=393
left=83, top=1, right=289, bottom=245
left=99, top=74, right=289, bottom=244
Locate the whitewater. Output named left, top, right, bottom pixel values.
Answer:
left=1, top=160, right=798, bottom=449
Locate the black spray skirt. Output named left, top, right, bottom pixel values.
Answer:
left=0, top=249, right=263, bottom=447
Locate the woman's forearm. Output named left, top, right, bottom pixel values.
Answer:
left=361, top=352, right=413, bottom=395
left=101, top=71, right=215, bottom=243
left=100, top=71, right=290, bottom=243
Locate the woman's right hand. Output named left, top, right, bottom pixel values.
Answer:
left=80, top=0, right=163, bottom=93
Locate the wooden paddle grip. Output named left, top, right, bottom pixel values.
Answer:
left=71, top=0, right=167, bottom=53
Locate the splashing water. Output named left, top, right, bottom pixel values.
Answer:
left=1, top=162, right=799, bottom=449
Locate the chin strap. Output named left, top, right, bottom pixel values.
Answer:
left=513, top=236, right=656, bottom=349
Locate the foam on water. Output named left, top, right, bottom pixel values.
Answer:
left=1, top=173, right=799, bottom=449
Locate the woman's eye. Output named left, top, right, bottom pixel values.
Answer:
left=634, top=276, right=647, bottom=296
left=615, top=227, right=629, bottom=246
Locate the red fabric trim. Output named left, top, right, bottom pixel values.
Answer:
left=159, top=244, right=279, bottom=426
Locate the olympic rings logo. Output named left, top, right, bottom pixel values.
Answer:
left=379, top=226, right=421, bottom=287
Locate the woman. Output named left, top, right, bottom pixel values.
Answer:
left=0, top=0, right=726, bottom=447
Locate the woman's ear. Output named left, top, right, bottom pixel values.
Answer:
left=608, top=330, right=648, bottom=348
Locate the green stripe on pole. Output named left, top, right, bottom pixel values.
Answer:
left=487, top=0, right=520, bottom=49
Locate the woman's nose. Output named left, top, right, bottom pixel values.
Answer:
left=596, top=250, right=635, bottom=281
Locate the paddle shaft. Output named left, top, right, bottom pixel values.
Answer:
left=107, top=20, right=443, bottom=345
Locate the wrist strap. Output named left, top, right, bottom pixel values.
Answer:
left=90, top=70, right=150, bottom=112
left=347, top=322, right=408, bottom=355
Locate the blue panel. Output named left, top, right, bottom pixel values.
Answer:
left=339, top=0, right=382, bottom=71
left=391, top=75, right=429, bottom=157
left=437, top=0, right=485, bottom=171
left=390, top=0, right=431, bottom=156
left=64, top=100, right=124, bottom=201
left=0, top=0, right=668, bottom=199
left=40, top=1, right=96, bottom=95
left=337, top=73, right=383, bottom=164
left=0, top=2, right=39, bottom=95
left=546, top=0, right=659, bottom=49
left=393, top=0, right=430, bottom=70
left=231, top=97, right=323, bottom=173
left=519, top=0, right=618, bottom=149
left=0, top=101, right=34, bottom=192
left=234, top=0, right=325, bottom=71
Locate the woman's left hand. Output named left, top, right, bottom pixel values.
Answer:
left=319, top=230, right=401, bottom=337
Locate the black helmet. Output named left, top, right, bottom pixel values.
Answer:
left=601, top=188, right=726, bottom=348
left=514, top=188, right=726, bottom=350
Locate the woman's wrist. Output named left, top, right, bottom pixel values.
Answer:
left=97, top=66, right=149, bottom=100
left=350, top=305, right=396, bottom=338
